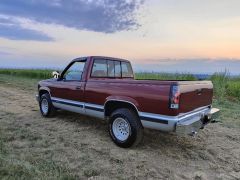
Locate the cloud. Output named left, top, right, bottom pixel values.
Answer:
left=0, top=16, right=54, bottom=41
left=0, top=0, right=145, bottom=33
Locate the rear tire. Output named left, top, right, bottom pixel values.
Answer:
left=39, top=93, right=56, bottom=117
left=109, top=108, right=143, bottom=148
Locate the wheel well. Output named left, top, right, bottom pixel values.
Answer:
left=104, top=101, right=139, bottom=118
left=39, top=89, right=50, bottom=97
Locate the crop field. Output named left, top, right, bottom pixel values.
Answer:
left=0, top=69, right=240, bottom=179
left=0, top=68, right=239, bottom=101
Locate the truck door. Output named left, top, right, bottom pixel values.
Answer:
left=50, top=60, right=86, bottom=114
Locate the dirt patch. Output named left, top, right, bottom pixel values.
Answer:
left=0, top=84, right=240, bottom=179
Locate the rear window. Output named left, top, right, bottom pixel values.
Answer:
left=91, top=59, right=133, bottom=78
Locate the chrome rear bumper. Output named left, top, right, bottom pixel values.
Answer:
left=176, top=108, right=220, bottom=136
left=208, top=108, right=220, bottom=120
left=140, top=106, right=220, bottom=134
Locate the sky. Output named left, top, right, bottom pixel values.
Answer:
left=0, top=0, right=240, bottom=74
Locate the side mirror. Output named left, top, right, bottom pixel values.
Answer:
left=52, top=71, right=60, bottom=79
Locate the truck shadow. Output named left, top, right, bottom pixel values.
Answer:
left=54, top=110, right=205, bottom=151
left=56, top=110, right=107, bottom=126
left=142, top=129, right=201, bottom=150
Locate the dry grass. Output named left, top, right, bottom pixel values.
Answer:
left=0, top=74, right=240, bottom=179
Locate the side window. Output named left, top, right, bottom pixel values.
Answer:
left=107, top=60, right=115, bottom=77
left=63, top=61, right=85, bottom=81
left=91, top=59, right=107, bottom=77
left=122, top=62, right=133, bottom=78
left=114, top=61, right=121, bottom=78
left=91, top=59, right=133, bottom=78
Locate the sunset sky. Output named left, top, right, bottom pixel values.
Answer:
left=0, top=0, right=240, bottom=74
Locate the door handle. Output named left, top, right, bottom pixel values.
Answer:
left=75, top=86, right=81, bottom=90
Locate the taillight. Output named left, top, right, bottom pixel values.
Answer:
left=169, top=85, right=180, bottom=109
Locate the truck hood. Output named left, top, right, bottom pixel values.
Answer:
left=38, top=78, right=58, bottom=86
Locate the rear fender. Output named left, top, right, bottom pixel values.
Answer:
left=104, top=96, right=141, bottom=120
left=105, top=96, right=140, bottom=111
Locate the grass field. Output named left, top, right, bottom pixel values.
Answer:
left=0, top=70, right=240, bottom=179
left=0, top=68, right=239, bottom=101
left=0, top=69, right=239, bottom=129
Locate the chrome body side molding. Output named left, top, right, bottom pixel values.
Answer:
left=51, top=97, right=85, bottom=114
left=51, top=97, right=104, bottom=119
left=36, top=95, right=219, bottom=135
left=85, top=102, right=104, bottom=119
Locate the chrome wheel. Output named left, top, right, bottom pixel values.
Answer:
left=41, top=99, right=49, bottom=115
left=112, top=117, right=131, bottom=142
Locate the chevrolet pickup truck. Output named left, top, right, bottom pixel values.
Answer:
left=36, top=56, right=219, bottom=148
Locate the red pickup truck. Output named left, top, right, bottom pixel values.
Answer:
left=36, top=56, right=219, bottom=148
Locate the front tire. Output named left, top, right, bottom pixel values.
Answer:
left=109, top=108, right=143, bottom=148
left=39, top=93, right=55, bottom=117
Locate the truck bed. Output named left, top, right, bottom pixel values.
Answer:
left=85, top=78, right=213, bottom=116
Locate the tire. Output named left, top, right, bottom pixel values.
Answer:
left=39, top=93, right=56, bottom=117
left=109, top=108, right=143, bottom=148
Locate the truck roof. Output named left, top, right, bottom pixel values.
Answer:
left=72, top=56, right=131, bottom=63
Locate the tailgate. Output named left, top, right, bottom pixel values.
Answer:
left=178, top=81, right=213, bottom=113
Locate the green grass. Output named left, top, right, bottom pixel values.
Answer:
left=0, top=118, right=77, bottom=180
left=135, top=72, right=197, bottom=80
left=226, top=80, right=240, bottom=101
left=0, top=68, right=239, bottom=102
left=210, top=71, right=240, bottom=101
left=0, top=74, right=40, bottom=92
left=0, top=69, right=53, bottom=79
left=213, top=100, right=240, bottom=128
left=210, top=71, right=230, bottom=101
left=0, top=69, right=239, bottom=128
left=0, top=69, right=238, bottom=126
